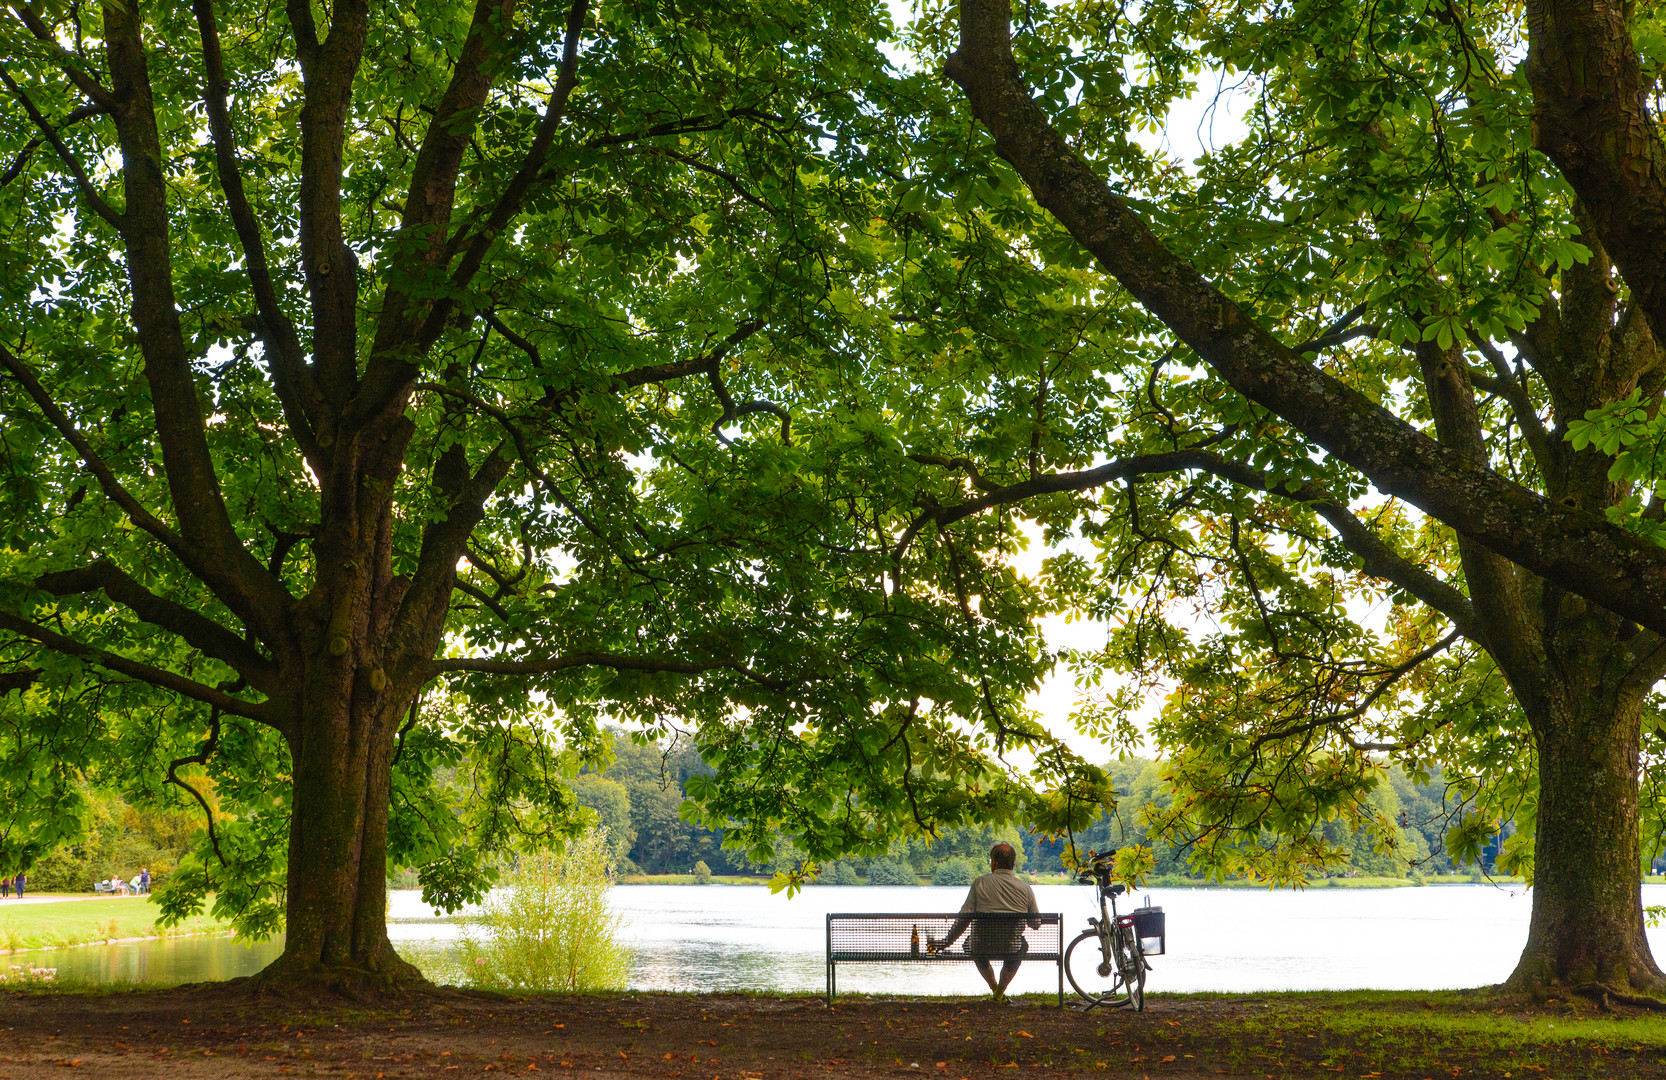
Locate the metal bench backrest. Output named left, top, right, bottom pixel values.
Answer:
left=827, top=912, right=1062, bottom=961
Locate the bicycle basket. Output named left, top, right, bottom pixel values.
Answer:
left=1130, top=906, right=1166, bottom=956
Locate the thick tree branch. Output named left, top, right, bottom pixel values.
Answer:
left=35, top=560, right=276, bottom=691
left=352, top=0, right=588, bottom=426
left=0, top=100, right=103, bottom=188
left=0, top=71, right=122, bottom=228
left=945, top=0, right=1666, bottom=639
left=900, top=448, right=1480, bottom=640
left=388, top=447, right=515, bottom=662
left=191, top=0, right=322, bottom=463
left=290, top=0, right=370, bottom=403
left=427, top=652, right=786, bottom=691
left=0, top=610, right=271, bottom=722
left=9, top=4, right=116, bottom=108
left=101, top=5, right=289, bottom=640
left=1523, top=0, right=1666, bottom=350
left=367, top=0, right=519, bottom=374
left=0, top=668, right=40, bottom=695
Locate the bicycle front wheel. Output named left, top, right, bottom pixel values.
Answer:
left=1110, top=924, right=1146, bottom=1012
left=1064, top=929, right=1116, bottom=1004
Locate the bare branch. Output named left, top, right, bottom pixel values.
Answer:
left=166, top=709, right=228, bottom=866
left=1290, top=303, right=1379, bottom=354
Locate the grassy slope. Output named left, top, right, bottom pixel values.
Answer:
left=0, top=895, right=233, bottom=952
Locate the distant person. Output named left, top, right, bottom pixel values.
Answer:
left=935, top=842, right=1040, bottom=1002
left=139, top=867, right=150, bottom=895
left=1, top=877, right=9, bottom=899
left=15, top=872, right=26, bottom=899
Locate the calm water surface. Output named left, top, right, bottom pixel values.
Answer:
left=31, top=883, right=1666, bottom=993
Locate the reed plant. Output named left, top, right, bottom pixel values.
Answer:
left=456, top=828, right=633, bottom=992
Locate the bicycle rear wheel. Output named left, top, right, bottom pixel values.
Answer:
left=1110, top=924, right=1146, bottom=1012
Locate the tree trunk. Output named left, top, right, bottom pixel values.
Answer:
left=257, top=681, right=424, bottom=991
left=1507, top=690, right=1664, bottom=991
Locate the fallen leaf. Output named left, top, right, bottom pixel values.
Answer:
left=1016, top=1032, right=1034, bottom=1039
left=1160, top=1057, right=1175, bottom=1064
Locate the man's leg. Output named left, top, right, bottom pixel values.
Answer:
left=972, top=959, right=1001, bottom=995
left=994, top=959, right=1022, bottom=996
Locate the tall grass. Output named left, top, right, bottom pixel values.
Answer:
left=454, top=829, right=633, bottom=992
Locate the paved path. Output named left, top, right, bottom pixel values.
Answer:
left=0, top=893, right=151, bottom=905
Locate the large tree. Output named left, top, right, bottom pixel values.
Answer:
left=0, top=0, right=1109, bottom=990
left=923, top=0, right=1666, bottom=991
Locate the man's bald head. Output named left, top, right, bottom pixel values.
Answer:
left=990, top=842, right=1017, bottom=870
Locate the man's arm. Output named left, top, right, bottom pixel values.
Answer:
left=1026, top=889, right=1041, bottom=930
left=941, top=887, right=979, bottom=947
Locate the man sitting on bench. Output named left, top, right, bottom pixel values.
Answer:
left=935, top=842, right=1040, bottom=1002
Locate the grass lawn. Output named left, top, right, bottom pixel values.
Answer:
left=0, top=895, right=233, bottom=952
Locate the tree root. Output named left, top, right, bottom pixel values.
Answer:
left=1571, top=983, right=1666, bottom=1012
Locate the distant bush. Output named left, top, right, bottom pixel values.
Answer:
left=931, top=858, right=981, bottom=886
left=826, top=861, right=862, bottom=886
left=866, top=858, right=917, bottom=886
left=691, top=860, right=712, bottom=884
left=455, top=828, right=633, bottom=991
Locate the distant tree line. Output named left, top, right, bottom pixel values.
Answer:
left=558, top=732, right=1484, bottom=884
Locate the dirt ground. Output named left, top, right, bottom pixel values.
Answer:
left=0, top=988, right=1660, bottom=1080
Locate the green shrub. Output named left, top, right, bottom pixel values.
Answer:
left=866, top=857, right=917, bottom=886
left=691, top=860, right=712, bottom=884
left=455, top=828, right=634, bottom=992
left=930, top=858, right=981, bottom=886
left=826, top=861, right=862, bottom=886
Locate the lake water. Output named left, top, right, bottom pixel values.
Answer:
left=29, top=883, right=1666, bottom=994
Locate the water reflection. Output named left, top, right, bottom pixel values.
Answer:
left=23, top=933, right=284, bottom=987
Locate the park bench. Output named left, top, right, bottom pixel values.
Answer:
left=825, top=912, right=1065, bottom=1006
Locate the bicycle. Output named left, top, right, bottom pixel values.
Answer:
left=1063, top=850, right=1149, bottom=1010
